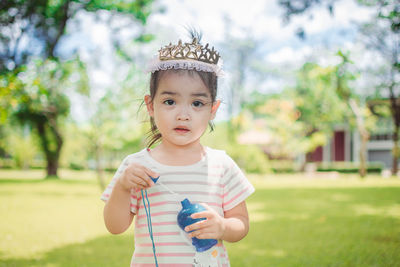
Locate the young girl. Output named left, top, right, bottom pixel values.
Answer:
left=101, top=36, right=255, bottom=267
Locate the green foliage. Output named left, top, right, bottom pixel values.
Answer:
left=0, top=79, right=16, bottom=125
left=256, top=97, right=324, bottom=157
left=69, top=162, right=85, bottom=170
left=6, top=58, right=85, bottom=130
left=79, top=63, right=149, bottom=173
left=0, top=0, right=156, bottom=177
left=238, top=57, right=373, bottom=166
left=8, top=130, right=38, bottom=169
left=0, top=58, right=89, bottom=176
left=135, top=33, right=155, bottom=43
left=292, top=62, right=350, bottom=132
left=202, top=122, right=270, bottom=174
left=335, top=50, right=356, bottom=100
left=280, top=0, right=399, bottom=39
left=0, top=0, right=156, bottom=71
left=317, top=161, right=384, bottom=173
left=60, top=122, right=90, bottom=170
left=241, top=92, right=334, bottom=160
left=358, top=0, right=400, bottom=33
left=226, top=144, right=270, bottom=174
left=0, top=121, right=42, bottom=170
left=11, top=59, right=78, bottom=122
left=269, top=160, right=299, bottom=173
left=84, top=0, right=154, bottom=24
left=0, top=158, right=15, bottom=169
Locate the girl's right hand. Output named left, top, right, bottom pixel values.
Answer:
left=117, top=163, right=159, bottom=191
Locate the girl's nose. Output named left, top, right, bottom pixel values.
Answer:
left=176, top=106, right=190, bottom=121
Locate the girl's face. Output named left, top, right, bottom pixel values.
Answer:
left=145, top=71, right=220, bottom=149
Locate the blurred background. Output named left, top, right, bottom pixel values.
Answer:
left=1, top=1, right=399, bottom=266
left=1, top=0, right=400, bottom=181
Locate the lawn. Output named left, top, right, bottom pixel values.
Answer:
left=1, top=169, right=400, bottom=267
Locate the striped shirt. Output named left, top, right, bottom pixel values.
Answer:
left=101, top=147, right=255, bottom=267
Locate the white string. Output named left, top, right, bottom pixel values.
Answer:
left=157, top=181, right=181, bottom=197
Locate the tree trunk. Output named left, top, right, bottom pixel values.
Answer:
left=37, top=118, right=63, bottom=178
left=388, top=80, right=399, bottom=176
left=359, top=131, right=369, bottom=177
left=47, top=157, right=59, bottom=177
left=391, top=126, right=399, bottom=175
left=348, top=99, right=369, bottom=178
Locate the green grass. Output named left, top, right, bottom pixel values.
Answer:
left=1, top=170, right=400, bottom=266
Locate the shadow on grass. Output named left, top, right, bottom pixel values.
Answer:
left=0, top=190, right=99, bottom=198
left=0, top=178, right=97, bottom=186
left=0, top=179, right=45, bottom=184
left=0, top=234, right=134, bottom=267
left=0, top=177, right=101, bottom=198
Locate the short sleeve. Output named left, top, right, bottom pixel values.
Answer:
left=100, top=155, right=139, bottom=214
left=221, top=155, right=255, bottom=211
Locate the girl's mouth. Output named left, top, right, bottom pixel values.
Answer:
left=174, top=127, right=190, bottom=133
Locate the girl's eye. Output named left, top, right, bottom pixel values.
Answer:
left=192, top=101, right=204, bottom=107
left=163, top=99, right=175, bottom=106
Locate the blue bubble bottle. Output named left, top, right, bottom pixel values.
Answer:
left=177, top=198, right=218, bottom=252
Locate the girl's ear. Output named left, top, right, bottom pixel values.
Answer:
left=210, top=100, right=221, bottom=120
left=144, top=95, right=154, bottom=117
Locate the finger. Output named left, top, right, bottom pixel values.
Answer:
left=143, top=167, right=159, bottom=181
left=189, top=227, right=215, bottom=239
left=134, top=168, right=155, bottom=187
left=191, top=231, right=216, bottom=240
left=127, top=164, right=157, bottom=187
left=185, top=219, right=207, bottom=232
left=191, top=211, right=211, bottom=220
left=125, top=179, right=145, bottom=190
left=140, top=168, right=159, bottom=187
left=127, top=171, right=148, bottom=188
left=130, top=177, right=147, bottom=189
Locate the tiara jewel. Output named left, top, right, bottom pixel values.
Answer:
left=158, top=38, right=220, bottom=65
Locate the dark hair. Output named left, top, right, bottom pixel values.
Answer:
left=147, top=69, right=218, bottom=147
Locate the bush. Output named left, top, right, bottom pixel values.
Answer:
left=226, top=145, right=270, bottom=174
left=30, top=159, right=46, bottom=169
left=104, top=167, right=118, bottom=173
left=0, top=158, right=15, bottom=169
left=9, top=134, right=38, bottom=169
left=316, top=161, right=383, bottom=173
left=69, top=162, right=86, bottom=170
left=269, top=160, right=299, bottom=173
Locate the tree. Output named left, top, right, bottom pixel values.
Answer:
left=278, top=0, right=400, bottom=174
left=335, top=51, right=376, bottom=177
left=242, top=62, right=350, bottom=165
left=359, top=11, right=400, bottom=174
left=248, top=95, right=315, bottom=160
left=0, top=0, right=155, bottom=177
left=0, top=0, right=154, bottom=71
left=289, top=62, right=350, bottom=167
left=220, top=17, right=270, bottom=141
left=292, top=62, right=349, bottom=132
left=221, top=36, right=256, bottom=140
left=1, top=58, right=88, bottom=177
left=82, top=85, right=147, bottom=190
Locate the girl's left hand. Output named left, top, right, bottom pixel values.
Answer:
left=184, top=203, right=226, bottom=240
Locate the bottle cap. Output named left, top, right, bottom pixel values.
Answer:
left=149, top=176, right=159, bottom=183
left=181, top=198, right=190, bottom=209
